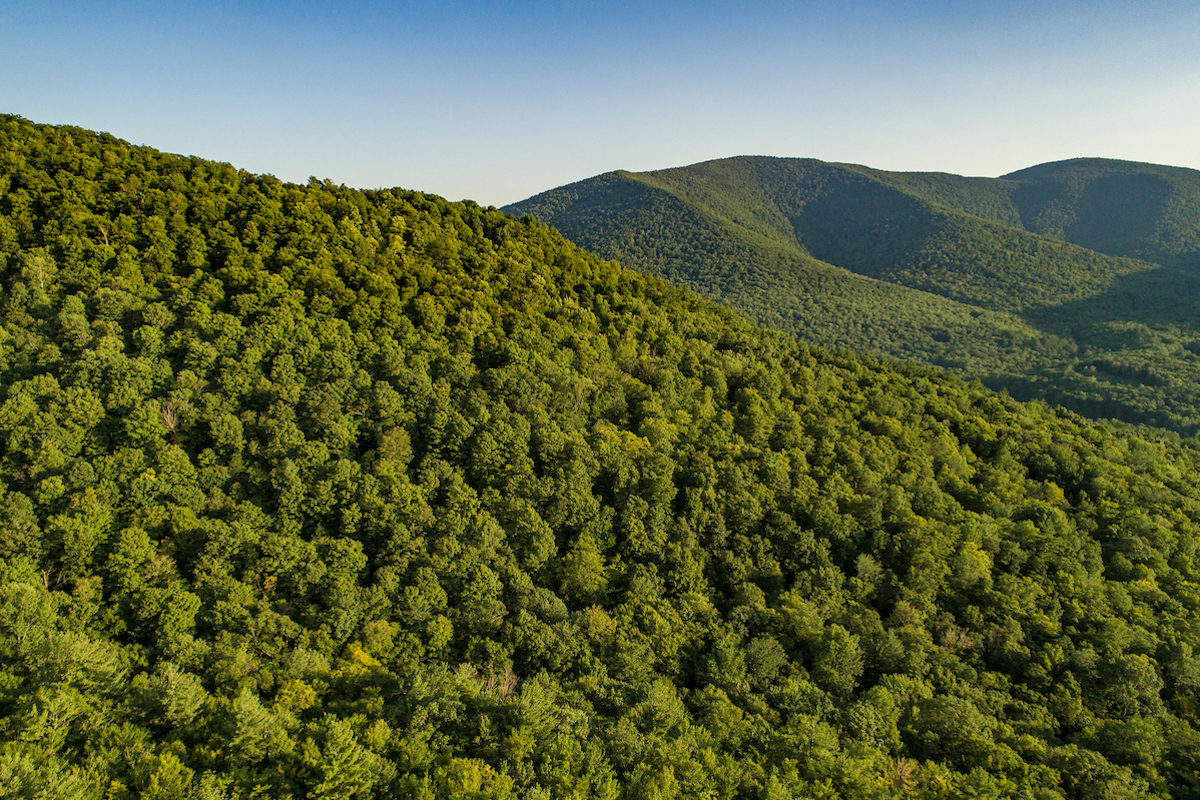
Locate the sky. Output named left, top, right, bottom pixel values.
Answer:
left=3, top=1, right=1198, bottom=207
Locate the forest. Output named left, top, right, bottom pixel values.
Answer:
left=504, top=156, right=1200, bottom=435
left=2, top=116, right=1200, bottom=799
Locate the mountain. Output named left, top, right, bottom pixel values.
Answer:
left=4, top=115, right=1200, bottom=799
left=505, top=156, right=1200, bottom=434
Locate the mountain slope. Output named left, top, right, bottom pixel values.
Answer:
left=812, top=157, right=1200, bottom=269
left=1002, top=158, right=1200, bottom=268
left=634, top=156, right=1160, bottom=314
left=506, top=156, right=1200, bottom=434
left=4, top=116, right=1200, bottom=799
left=507, top=169, right=1061, bottom=375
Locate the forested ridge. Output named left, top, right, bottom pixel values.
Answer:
left=3, top=116, right=1200, bottom=799
left=505, top=156, right=1200, bottom=435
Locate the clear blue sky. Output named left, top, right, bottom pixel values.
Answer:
left=4, top=1, right=1198, bottom=206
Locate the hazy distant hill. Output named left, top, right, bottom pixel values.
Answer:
left=506, top=156, right=1200, bottom=433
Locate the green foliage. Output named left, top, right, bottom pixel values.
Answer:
left=3, top=115, right=1200, bottom=798
left=507, top=155, right=1200, bottom=435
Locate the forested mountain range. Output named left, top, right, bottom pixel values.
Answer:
left=3, top=115, right=1200, bottom=799
left=505, top=156, right=1200, bottom=434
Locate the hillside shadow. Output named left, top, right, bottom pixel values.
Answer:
left=1067, top=174, right=1173, bottom=257
left=1014, top=172, right=1174, bottom=261
left=1024, top=256, right=1200, bottom=338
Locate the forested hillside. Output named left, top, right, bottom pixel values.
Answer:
left=506, top=157, right=1200, bottom=435
left=998, top=159, right=1200, bottom=268
left=3, top=116, right=1200, bottom=799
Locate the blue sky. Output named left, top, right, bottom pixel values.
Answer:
left=3, top=1, right=1198, bottom=206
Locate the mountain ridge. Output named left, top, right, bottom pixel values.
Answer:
left=505, top=154, right=1200, bottom=434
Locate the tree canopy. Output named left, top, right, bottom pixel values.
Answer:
left=2, top=116, right=1200, bottom=799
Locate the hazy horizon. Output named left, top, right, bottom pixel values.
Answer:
left=4, top=1, right=1197, bottom=207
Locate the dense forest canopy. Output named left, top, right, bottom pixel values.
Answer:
left=2, top=116, right=1200, bottom=799
left=505, top=156, right=1200, bottom=435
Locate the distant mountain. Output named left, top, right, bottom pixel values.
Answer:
left=505, top=156, right=1200, bottom=433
